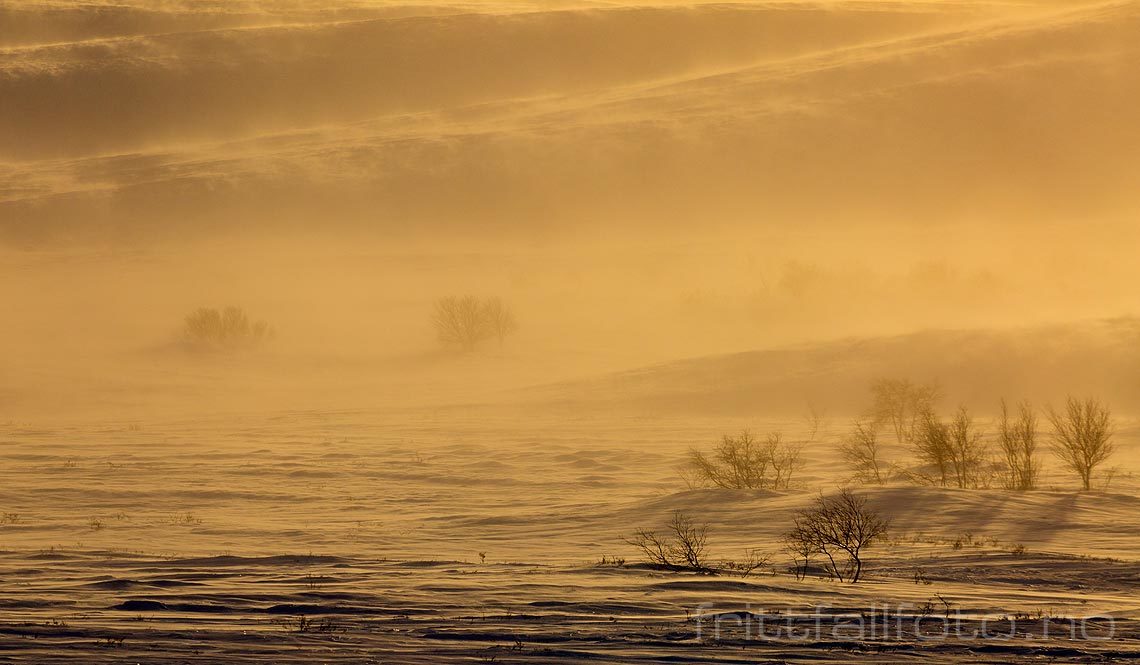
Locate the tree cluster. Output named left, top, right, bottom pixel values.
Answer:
left=685, top=430, right=803, bottom=490
left=432, top=295, right=518, bottom=351
left=182, top=306, right=272, bottom=351
left=842, top=380, right=1116, bottom=492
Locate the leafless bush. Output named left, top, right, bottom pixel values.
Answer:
left=784, top=489, right=890, bottom=583
left=482, top=296, right=518, bottom=349
left=838, top=419, right=888, bottom=484
left=770, top=434, right=804, bottom=489
left=783, top=528, right=818, bottom=581
left=946, top=406, right=991, bottom=489
left=433, top=295, right=489, bottom=351
left=686, top=430, right=802, bottom=490
left=910, top=409, right=952, bottom=486
left=803, top=403, right=826, bottom=442
left=868, top=379, right=941, bottom=444
left=909, top=407, right=991, bottom=488
left=1047, top=397, right=1115, bottom=491
left=432, top=295, right=518, bottom=351
left=623, top=511, right=710, bottom=571
left=719, top=549, right=771, bottom=578
left=182, top=306, right=272, bottom=350
left=997, top=399, right=1040, bottom=491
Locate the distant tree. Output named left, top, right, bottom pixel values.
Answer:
left=803, top=402, right=826, bottom=442
left=946, top=406, right=989, bottom=489
left=182, top=306, right=271, bottom=350
left=911, top=410, right=952, bottom=486
left=1048, top=397, right=1115, bottom=491
left=623, top=511, right=710, bottom=571
left=482, top=296, right=518, bottom=349
left=909, top=407, right=990, bottom=489
left=839, top=419, right=888, bottom=484
left=686, top=430, right=801, bottom=490
left=433, top=295, right=491, bottom=351
left=997, top=400, right=1040, bottom=491
left=432, top=295, right=518, bottom=351
left=783, top=526, right=817, bottom=581
left=868, top=379, right=941, bottom=445
left=785, top=489, right=890, bottom=584
left=769, top=433, right=805, bottom=490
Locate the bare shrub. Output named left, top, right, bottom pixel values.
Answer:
left=433, top=295, right=490, bottom=351
left=720, top=549, right=771, bottom=578
left=482, top=296, right=519, bottom=349
left=803, top=403, right=826, bottom=442
left=997, top=399, right=1040, bottom=491
left=868, top=379, right=941, bottom=444
left=946, top=406, right=990, bottom=489
left=783, top=528, right=817, bottom=581
left=785, top=489, right=890, bottom=584
left=910, top=410, right=952, bottom=486
left=686, top=430, right=801, bottom=490
left=623, top=511, right=710, bottom=571
left=624, top=526, right=672, bottom=566
left=909, top=407, right=991, bottom=488
left=770, top=433, right=804, bottom=489
left=432, top=295, right=518, bottom=351
left=182, top=306, right=272, bottom=350
left=838, top=419, right=888, bottom=484
left=1047, top=397, right=1115, bottom=491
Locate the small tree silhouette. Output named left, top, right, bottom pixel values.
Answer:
left=686, top=430, right=802, bottom=490
left=1048, top=397, right=1115, bottom=491
left=623, top=511, right=710, bottom=571
left=868, top=379, right=941, bottom=444
left=785, top=489, right=889, bottom=584
left=482, top=296, right=518, bottom=349
left=432, top=296, right=518, bottom=351
left=839, top=419, right=888, bottom=484
left=182, top=306, right=271, bottom=350
left=433, top=295, right=490, bottom=351
left=946, top=406, right=989, bottom=489
left=998, top=399, right=1040, bottom=491
left=911, top=410, right=952, bottom=486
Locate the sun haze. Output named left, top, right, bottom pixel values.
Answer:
left=2, top=1, right=1140, bottom=662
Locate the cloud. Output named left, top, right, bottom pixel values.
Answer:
left=2, top=1, right=1138, bottom=244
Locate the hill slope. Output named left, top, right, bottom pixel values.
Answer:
left=525, top=318, right=1140, bottom=415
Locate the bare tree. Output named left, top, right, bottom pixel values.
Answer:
left=785, top=489, right=890, bottom=583
left=482, top=296, right=518, bottom=349
left=803, top=402, right=826, bottom=442
left=720, top=549, right=771, bottom=578
left=839, top=419, right=888, bottom=484
left=911, top=409, right=952, bottom=486
left=946, top=406, right=989, bottom=489
left=432, top=295, right=518, bottom=351
left=769, top=433, right=804, bottom=490
left=183, top=306, right=272, bottom=350
left=433, top=295, right=491, bottom=351
left=868, top=379, right=942, bottom=445
left=623, top=511, right=710, bottom=571
left=687, top=431, right=768, bottom=489
left=1047, top=397, right=1115, bottom=491
left=667, top=511, right=709, bottom=570
left=687, top=430, right=800, bottom=490
left=997, top=399, right=1040, bottom=491
left=624, top=527, right=672, bottom=566
left=909, top=407, right=990, bottom=488
left=783, top=527, right=817, bottom=581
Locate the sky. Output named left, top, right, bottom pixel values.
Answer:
left=2, top=0, right=1139, bottom=418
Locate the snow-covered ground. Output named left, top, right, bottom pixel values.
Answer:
left=2, top=406, right=1138, bottom=662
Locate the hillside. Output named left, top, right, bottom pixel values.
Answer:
left=526, top=318, right=1140, bottom=415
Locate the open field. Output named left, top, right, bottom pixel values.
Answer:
left=5, top=0, right=1140, bottom=662
left=2, top=404, right=1139, bottom=663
